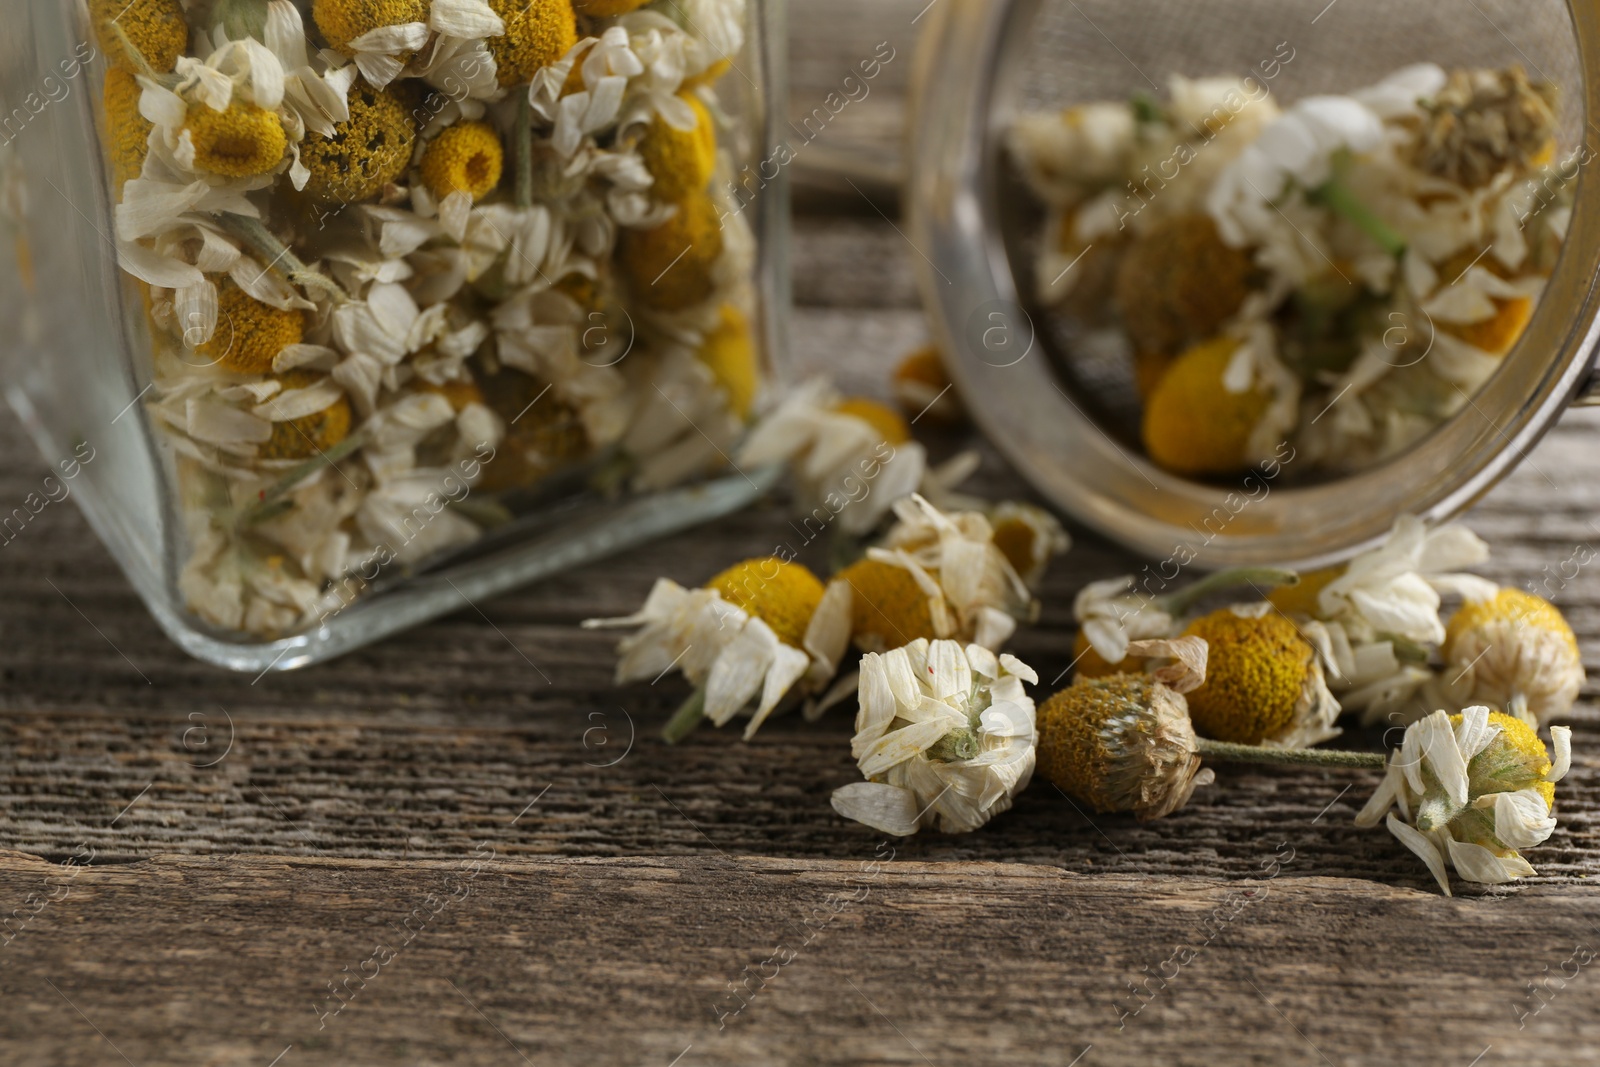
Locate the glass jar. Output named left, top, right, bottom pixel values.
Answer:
left=909, top=0, right=1600, bottom=568
left=0, top=0, right=787, bottom=670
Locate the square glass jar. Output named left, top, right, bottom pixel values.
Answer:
left=0, top=0, right=788, bottom=671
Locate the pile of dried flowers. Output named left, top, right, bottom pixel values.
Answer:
left=1008, top=63, right=1573, bottom=477
left=100, top=0, right=759, bottom=635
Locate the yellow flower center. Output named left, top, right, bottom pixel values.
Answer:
left=833, top=397, right=911, bottom=446
left=420, top=122, right=505, bottom=203
left=617, top=190, right=724, bottom=312
left=260, top=371, right=353, bottom=461
left=1446, top=588, right=1579, bottom=660
left=1266, top=565, right=1344, bottom=618
left=991, top=517, right=1041, bottom=583
left=705, top=557, right=825, bottom=650
left=300, top=80, right=416, bottom=204
left=696, top=304, right=758, bottom=420
left=1450, top=710, right=1556, bottom=807
left=1142, top=336, right=1270, bottom=476
left=474, top=370, right=590, bottom=492
left=185, top=102, right=288, bottom=178
left=312, top=0, right=429, bottom=55
left=1035, top=673, right=1146, bottom=812
left=488, top=0, right=578, bottom=87
left=92, top=0, right=189, bottom=73
left=1115, top=213, right=1254, bottom=357
left=638, top=94, right=717, bottom=202
left=682, top=59, right=733, bottom=92
left=199, top=284, right=306, bottom=375
left=104, top=68, right=152, bottom=190
left=834, top=558, right=937, bottom=652
left=1181, top=608, right=1313, bottom=744
left=893, top=345, right=948, bottom=390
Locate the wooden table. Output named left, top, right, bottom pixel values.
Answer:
left=2, top=4, right=1598, bottom=1063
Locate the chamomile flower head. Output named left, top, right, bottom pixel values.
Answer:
left=300, top=80, right=416, bottom=203
left=1036, top=671, right=1213, bottom=820
left=1356, top=706, right=1571, bottom=894
left=312, top=0, right=430, bottom=56
left=616, top=190, right=724, bottom=311
left=695, top=303, right=758, bottom=419
left=487, top=0, right=577, bottom=86
left=1437, top=588, right=1584, bottom=726
left=1413, top=66, right=1558, bottom=190
left=831, top=640, right=1038, bottom=835
left=258, top=370, right=354, bottom=460
left=1114, top=215, right=1255, bottom=358
left=1072, top=575, right=1176, bottom=671
left=582, top=557, right=851, bottom=739
left=987, top=501, right=1070, bottom=591
left=420, top=121, right=504, bottom=202
left=198, top=281, right=307, bottom=374
left=185, top=100, right=289, bottom=178
left=1181, top=605, right=1341, bottom=747
left=1142, top=336, right=1270, bottom=476
left=737, top=379, right=927, bottom=537
left=891, top=345, right=963, bottom=426
left=832, top=557, right=941, bottom=653
left=635, top=93, right=717, bottom=202
left=103, top=68, right=153, bottom=190
left=92, top=0, right=189, bottom=73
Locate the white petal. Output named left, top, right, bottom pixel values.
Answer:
left=831, top=782, right=922, bottom=836
left=1387, top=814, right=1452, bottom=895
left=1354, top=762, right=1402, bottom=827
left=1491, top=788, right=1556, bottom=850
left=1549, top=726, right=1572, bottom=783
left=703, top=619, right=776, bottom=726
left=428, top=0, right=506, bottom=37
left=858, top=719, right=956, bottom=779
left=1446, top=837, right=1521, bottom=884
left=743, top=642, right=811, bottom=740
left=1416, top=710, right=1468, bottom=806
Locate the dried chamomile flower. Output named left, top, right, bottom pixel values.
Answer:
left=831, top=639, right=1038, bottom=835
left=300, top=80, right=417, bottom=204
left=1434, top=588, right=1584, bottom=726
left=1181, top=605, right=1341, bottom=747
left=636, top=94, right=717, bottom=202
left=1141, top=336, right=1270, bottom=476
left=312, top=0, right=430, bottom=57
left=91, top=0, right=188, bottom=73
left=257, top=370, right=354, bottom=461
left=420, top=121, right=504, bottom=203
left=1114, top=215, right=1254, bottom=358
left=1414, top=65, right=1558, bottom=190
left=891, top=345, right=964, bottom=426
left=197, top=281, right=307, bottom=375
left=1036, top=672, right=1213, bottom=821
left=102, top=68, right=154, bottom=192
left=1356, top=706, right=1571, bottom=894
left=737, top=378, right=926, bottom=537
left=831, top=494, right=1037, bottom=654
left=583, top=557, right=851, bottom=741
left=695, top=304, right=758, bottom=420
left=987, top=501, right=1070, bottom=591
left=185, top=101, right=290, bottom=178
left=573, top=0, right=654, bottom=15
left=617, top=190, right=724, bottom=311
left=487, top=0, right=577, bottom=87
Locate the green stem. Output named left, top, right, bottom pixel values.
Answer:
left=1315, top=176, right=1407, bottom=257
left=215, top=213, right=349, bottom=305
left=1196, top=738, right=1386, bottom=769
left=1161, top=566, right=1300, bottom=617
left=234, top=430, right=367, bottom=527
left=515, top=93, right=535, bottom=210
left=662, top=686, right=708, bottom=745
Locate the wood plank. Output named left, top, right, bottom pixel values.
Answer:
left=0, top=850, right=1594, bottom=1066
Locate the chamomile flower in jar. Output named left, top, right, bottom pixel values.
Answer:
left=1355, top=706, right=1570, bottom=894
left=831, top=639, right=1038, bottom=835
left=1180, top=604, right=1341, bottom=748
left=583, top=557, right=852, bottom=741
left=1433, top=588, right=1585, bottom=726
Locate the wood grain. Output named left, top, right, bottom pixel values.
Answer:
left=0, top=850, right=1595, bottom=1067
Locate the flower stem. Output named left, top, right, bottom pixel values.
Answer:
left=215, top=213, right=349, bottom=305
left=1196, top=738, right=1386, bottom=768
left=662, top=685, right=708, bottom=744
left=515, top=93, right=535, bottom=210
left=1315, top=176, right=1407, bottom=257
left=1161, top=566, right=1300, bottom=617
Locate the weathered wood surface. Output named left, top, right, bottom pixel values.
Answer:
left=1, top=851, right=1597, bottom=1067
left=2, top=3, right=1600, bottom=1062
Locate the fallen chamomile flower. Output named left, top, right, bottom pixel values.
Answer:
left=1356, top=706, right=1571, bottom=894
left=831, top=639, right=1038, bottom=835
left=1432, top=588, right=1585, bottom=726
left=1180, top=604, right=1341, bottom=748
left=583, top=557, right=851, bottom=740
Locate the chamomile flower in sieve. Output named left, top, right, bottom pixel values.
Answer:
left=1431, top=588, right=1585, bottom=726
left=1355, top=706, right=1570, bottom=894
left=831, top=639, right=1038, bottom=835
left=583, top=557, right=851, bottom=742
